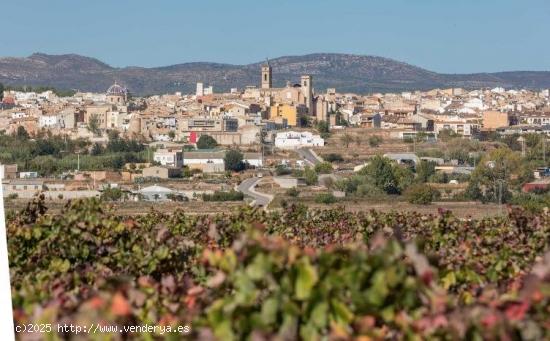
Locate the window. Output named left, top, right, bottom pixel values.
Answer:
left=23, top=186, right=27, bottom=190
left=264, top=74, right=267, bottom=81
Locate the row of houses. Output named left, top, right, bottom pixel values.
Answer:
left=152, top=148, right=263, bottom=170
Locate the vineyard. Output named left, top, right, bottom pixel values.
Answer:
left=8, top=196, right=550, bottom=340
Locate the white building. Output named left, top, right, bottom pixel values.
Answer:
left=196, top=82, right=204, bottom=97
left=39, top=115, right=58, bottom=128
left=153, top=149, right=183, bottom=167
left=463, top=98, right=485, bottom=111
left=274, top=131, right=324, bottom=149
left=243, top=153, right=263, bottom=167
left=10, top=112, right=28, bottom=119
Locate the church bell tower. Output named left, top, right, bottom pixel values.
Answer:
left=261, top=59, right=272, bottom=89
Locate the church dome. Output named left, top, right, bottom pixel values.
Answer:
left=106, top=82, right=127, bottom=96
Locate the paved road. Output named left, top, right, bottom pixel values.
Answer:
left=237, top=177, right=273, bottom=207
left=297, top=148, right=323, bottom=166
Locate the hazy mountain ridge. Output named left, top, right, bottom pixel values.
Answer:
left=0, top=52, right=549, bottom=95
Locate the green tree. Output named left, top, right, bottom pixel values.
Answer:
left=168, top=130, right=176, bottom=140
left=196, top=135, right=218, bottom=149
left=298, top=114, right=310, bottom=127
left=100, top=187, right=124, bottom=201
left=16, top=126, right=30, bottom=140
left=360, top=156, right=401, bottom=194
left=90, top=143, right=104, bottom=156
left=88, top=115, right=101, bottom=136
left=314, top=162, right=333, bottom=174
left=467, top=148, right=522, bottom=203
left=416, top=160, right=436, bottom=183
left=316, top=120, right=330, bottom=134
left=224, top=149, right=245, bottom=172
left=304, top=166, right=318, bottom=186
left=0, top=83, right=4, bottom=101
left=340, top=133, right=353, bottom=148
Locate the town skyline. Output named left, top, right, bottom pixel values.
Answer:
left=2, top=52, right=550, bottom=96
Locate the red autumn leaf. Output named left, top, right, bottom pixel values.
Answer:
left=87, top=296, right=105, bottom=309
left=159, top=313, right=177, bottom=326
left=531, top=289, right=543, bottom=303
left=482, top=313, right=499, bottom=327
left=187, top=286, right=204, bottom=296
left=184, top=295, right=197, bottom=310
left=123, top=218, right=137, bottom=228
left=505, top=301, right=530, bottom=321
left=110, top=292, right=132, bottom=316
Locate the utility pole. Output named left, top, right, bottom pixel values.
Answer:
left=76, top=151, right=80, bottom=172
left=543, top=136, right=546, bottom=165
left=498, top=180, right=503, bottom=216
left=413, top=125, right=416, bottom=153
left=517, top=136, right=526, bottom=157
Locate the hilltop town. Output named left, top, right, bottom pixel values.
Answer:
left=1, top=62, right=549, bottom=215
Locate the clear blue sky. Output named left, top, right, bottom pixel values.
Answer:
left=2, top=0, right=549, bottom=73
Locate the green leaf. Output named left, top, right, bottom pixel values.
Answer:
left=261, top=297, right=279, bottom=325
left=246, top=254, right=268, bottom=280
left=310, top=301, right=329, bottom=328
left=295, top=257, right=318, bottom=300
left=365, top=270, right=389, bottom=307
left=331, top=299, right=354, bottom=325
left=441, top=271, right=457, bottom=290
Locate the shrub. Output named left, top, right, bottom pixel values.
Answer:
left=275, top=164, right=291, bottom=176
left=286, top=187, right=300, bottom=197
left=510, top=192, right=550, bottom=212
left=202, top=190, right=244, bottom=202
left=314, top=161, right=333, bottom=174
left=182, top=166, right=192, bottom=178
left=404, top=184, right=440, bottom=204
left=100, top=187, right=123, bottom=201
left=429, top=172, right=449, bottom=183
left=316, top=120, right=330, bottom=134
left=356, top=183, right=385, bottom=198
left=323, top=153, right=344, bottom=163
left=315, top=192, right=337, bottom=204
left=224, top=149, right=245, bottom=172
left=303, top=167, right=318, bottom=186
left=368, top=135, right=383, bottom=147
left=196, top=135, right=218, bottom=149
